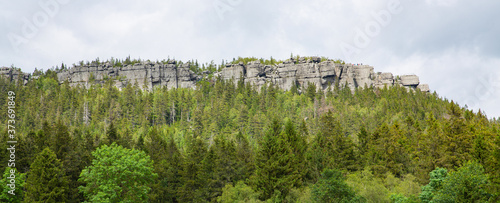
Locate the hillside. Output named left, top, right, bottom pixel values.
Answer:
left=0, top=57, right=499, bottom=202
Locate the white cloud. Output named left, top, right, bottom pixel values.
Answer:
left=425, top=0, right=458, bottom=7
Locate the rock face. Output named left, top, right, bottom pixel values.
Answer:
left=55, top=61, right=200, bottom=90
left=399, top=75, right=420, bottom=87
left=2, top=57, right=430, bottom=93
left=0, top=67, right=29, bottom=85
left=213, top=59, right=429, bottom=92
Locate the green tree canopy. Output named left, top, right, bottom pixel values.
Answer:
left=0, top=167, right=25, bottom=203
left=419, top=167, right=448, bottom=203
left=312, top=168, right=366, bottom=203
left=433, top=162, right=492, bottom=203
left=78, top=143, right=158, bottom=203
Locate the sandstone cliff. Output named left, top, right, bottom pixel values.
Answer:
left=214, top=57, right=429, bottom=92
left=0, top=66, right=29, bottom=85
left=2, top=57, right=430, bottom=93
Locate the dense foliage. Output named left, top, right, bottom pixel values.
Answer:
left=1, top=59, right=500, bottom=202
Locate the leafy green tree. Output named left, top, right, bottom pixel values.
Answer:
left=346, top=167, right=389, bottom=203
left=24, top=148, right=68, bottom=203
left=78, top=143, right=157, bottom=203
left=433, top=162, right=492, bottom=202
left=218, top=181, right=261, bottom=203
left=0, top=167, right=25, bottom=203
left=419, top=167, right=447, bottom=203
left=390, top=193, right=418, bottom=203
left=312, top=168, right=366, bottom=203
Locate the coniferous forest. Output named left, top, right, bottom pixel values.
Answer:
left=1, top=58, right=500, bottom=202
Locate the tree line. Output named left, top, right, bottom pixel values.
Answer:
left=0, top=64, right=499, bottom=202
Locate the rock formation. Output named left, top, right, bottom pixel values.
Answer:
left=2, top=57, right=430, bottom=93
left=55, top=61, right=201, bottom=90
left=0, top=66, right=29, bottom=85
left=214, top=57, right=429, bottom=92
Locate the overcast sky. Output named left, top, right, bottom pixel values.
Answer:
left=1, top=0, right=499, bottom=118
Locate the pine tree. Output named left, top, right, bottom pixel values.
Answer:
left=235, top=131, right=255, bottom=182
left=51, top=120, right=71, bottom=160
left=24, top=148, right=68, bottom=203
left=16, top=132, right=40, bottom=173
left=213, top=134, right=238, bottom=187
left=253, top=119, right=299, bottom=201
left=178, top=136, right=207, bottom=202
left=312, top=169, right=365, bottom=203
left=106, top=122, right=118, bottom=144
left=62, top=130, right=88, bottom=203
left=283, top=119, right=308, bottom=187
left=357, top=125, right=369, bottom=163
left=310, top=111, right=358, bottom=176
left=162, top=137, right=184, bottom=202
left=305, top=82, right=317, bottom=101
left=145, top=127, right=168, bottom=202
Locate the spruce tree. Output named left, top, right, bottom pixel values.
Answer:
left=310, top=110, right=357, bottom=176
left=24, top=148, right=68, bottom=203
left=178, top=135, right=207, bottom=202
left=51, top=120, right=71, bottom=160
left=283, top=119, right=308, bottom=187
left=106, top=122, right=118, bottom=144
left=254, top=119, right=299, bottom=201
left=162, top=137, right=183, bottom=202
left=235, top=131, right=255, bottom=182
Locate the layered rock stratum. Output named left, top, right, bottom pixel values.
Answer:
left=2, top=57, right=430, bottom=92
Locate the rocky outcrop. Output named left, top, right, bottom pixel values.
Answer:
left=0, top=66, right=29, bottom=85
left=214, top=59, right=429, bottom=92
left=55, top=61, right=200, bottom=90
left=399, top=75, right=420, bottom=87
left=2, top=57, right=430, bottom=93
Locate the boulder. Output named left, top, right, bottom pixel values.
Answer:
left=400, top=75, right=420, bottom=86
left=417, top=84, right=430, bottom=92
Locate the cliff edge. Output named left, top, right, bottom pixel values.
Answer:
left=2, top=57, right=430, bottom=92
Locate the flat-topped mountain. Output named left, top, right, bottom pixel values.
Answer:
left=2, top=56, right=430, bottom=92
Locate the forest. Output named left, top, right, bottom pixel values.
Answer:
left=1, top=58, right=500, bottom=202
